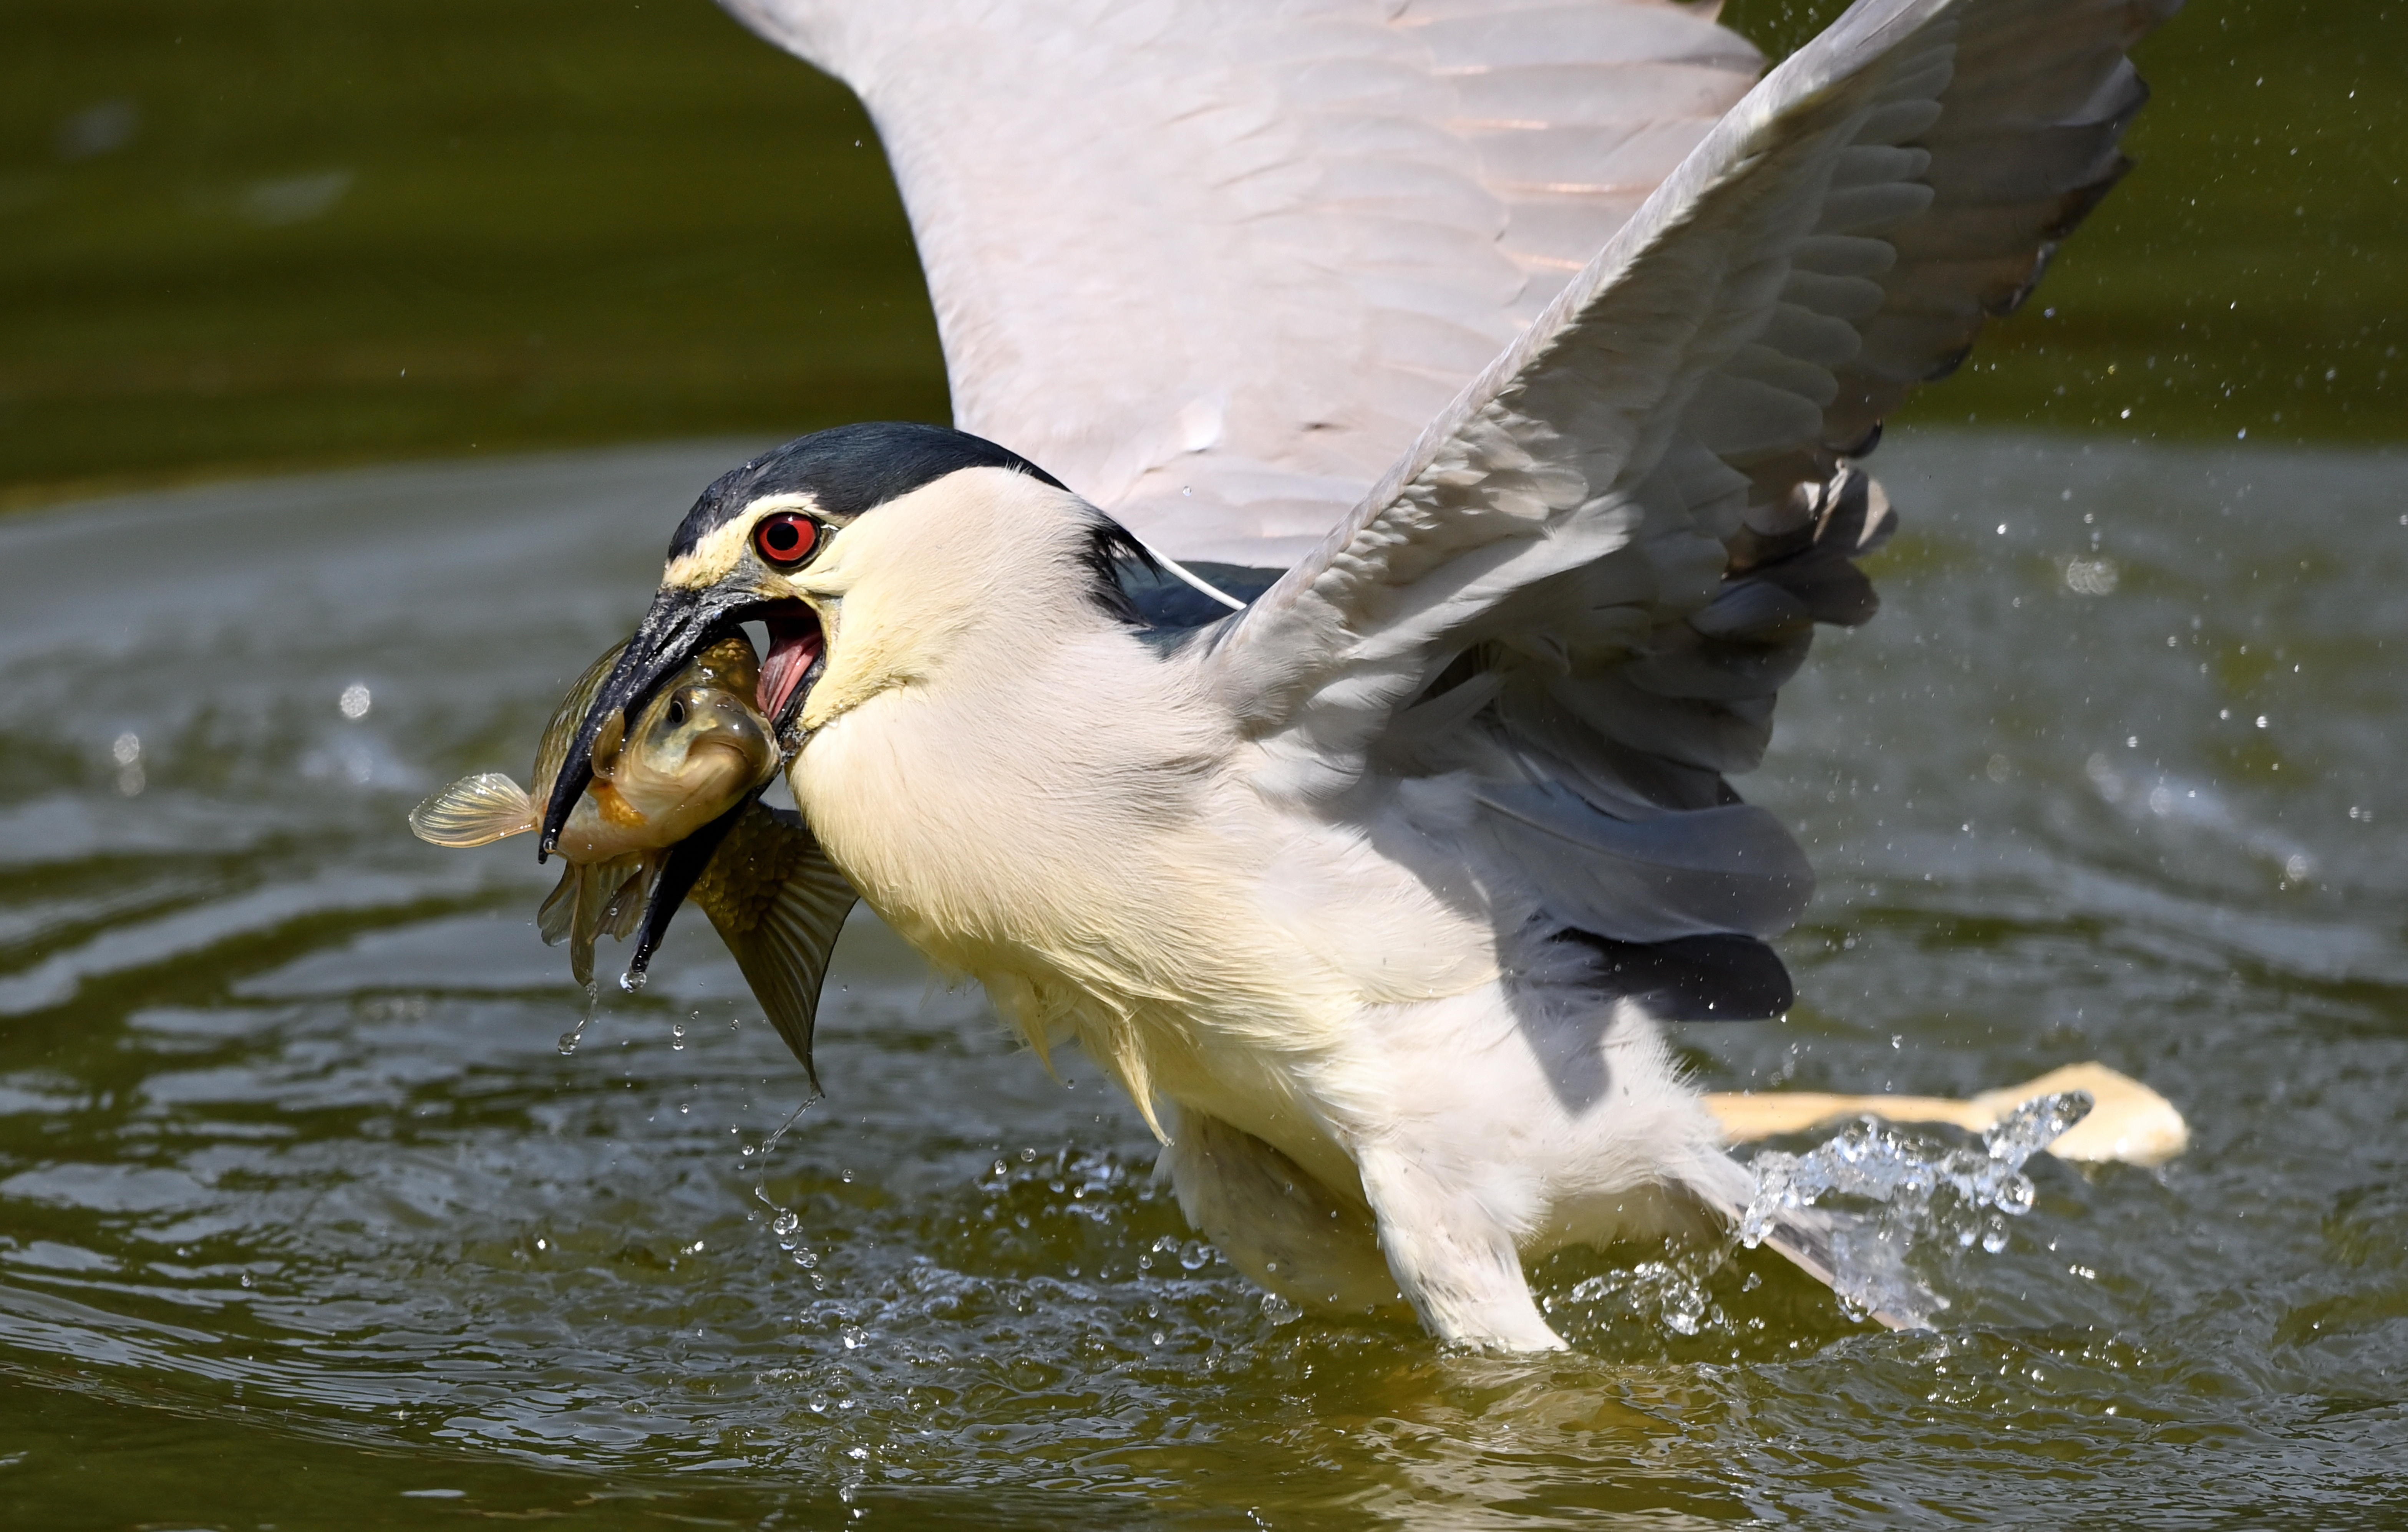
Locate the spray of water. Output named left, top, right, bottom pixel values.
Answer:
left=1738, top=1090, right=2095, bottom=1324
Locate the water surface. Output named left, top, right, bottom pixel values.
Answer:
left=1, top=431, right=2403, bottom=1526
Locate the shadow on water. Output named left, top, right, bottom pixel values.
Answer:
left=0, top=432, right=2403, bottom=1525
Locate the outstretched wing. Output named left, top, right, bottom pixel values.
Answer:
left=720, top=0, right=1761, bottom=566
left=1204, top=0, right=2169, bottom=955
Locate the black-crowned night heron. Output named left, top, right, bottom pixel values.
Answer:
left=535, top=0, right=2174, bottom=1349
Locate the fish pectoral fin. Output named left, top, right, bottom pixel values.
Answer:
left=567, top=854, right=645, bottom=989
left=537, top=864, right=578, bottom=948
left=600, top=853, right=667, bottom=943
left=694, top=806, right=857, bottom=1093
left=409, top=773, right=537, bottom=847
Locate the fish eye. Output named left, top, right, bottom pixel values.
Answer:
left=665, top=699, right=687, bottom=727
left=754, top=512, right=820, bottom=570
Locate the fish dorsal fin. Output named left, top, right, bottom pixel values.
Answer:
left=532, top=640, right=629, bottom=799
left=409, top=773, right=536, bottom=848
left=690, top=802, right=858, bottom=1092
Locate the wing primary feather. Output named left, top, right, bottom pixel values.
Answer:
left=1558, top=929, right=1795, bottom=1019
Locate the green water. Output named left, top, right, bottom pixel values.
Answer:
left=6, top=0, right=2407, bottom=1524
left=2, top=0, right=2405, bottom=506
left=2, top=433, right=2403, bottom=1526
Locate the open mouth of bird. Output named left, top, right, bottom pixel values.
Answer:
left=757, top=606, right=823, bottom=730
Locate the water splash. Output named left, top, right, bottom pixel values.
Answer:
left=1739, top=1091, right=2094, bottom=1323
left=746, top=1094, right=825, bottom=1282
left=1558, top=1259, right=1716, bottom=1336
left=556, top=983, right=601, bottom=1056
left=751, top=1093, right=819, bottom=1161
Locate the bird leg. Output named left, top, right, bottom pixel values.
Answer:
left=1355, top=1141, right=1567, bottom=1353
left=1157, top=1108, right=1403, bottom=1318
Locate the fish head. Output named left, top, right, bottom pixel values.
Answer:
left=595, top=637, right=780, bottom=843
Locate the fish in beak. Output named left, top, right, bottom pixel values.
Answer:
left=414, top=626, right=855, bottom=1083
left=540, top=421, right=1065, bottom=862
left=537, top=585, right=823, bottom=863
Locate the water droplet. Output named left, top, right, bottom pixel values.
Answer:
left=111, top=731, right=141, bottom=765
left=339, top=683, right=372, bottom=720
left=559, top=987, right=599, bottom=1055
left=671, top=1022, right=687, bottom=1052
left=619, top=969, right=647, bottom=994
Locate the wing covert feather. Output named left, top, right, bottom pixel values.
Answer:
left=1188, top=0, right=2169, bottom=951
left=1210, top=0, right=2166, bottom=775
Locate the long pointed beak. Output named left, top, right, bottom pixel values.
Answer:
left=539, top=583, right=744, bottom=860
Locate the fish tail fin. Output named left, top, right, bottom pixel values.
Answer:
left=409, top=773, right=537, bottom=847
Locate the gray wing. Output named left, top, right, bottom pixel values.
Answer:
left=720, top=0, right=1760, bottom=566
left=1206, top=0, right=2171, bottom=953
left=692, top=802, right=859, bottom=1091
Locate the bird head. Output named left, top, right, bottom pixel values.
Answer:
left=538, top=421, right=1083, bottom=860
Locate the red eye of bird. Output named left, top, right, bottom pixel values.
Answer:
left=754, top=512, right=819, bottom=568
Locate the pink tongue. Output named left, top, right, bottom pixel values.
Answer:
left=758, top=619, right=823, bottom=722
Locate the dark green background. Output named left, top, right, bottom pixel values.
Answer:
left=1, top=0, right=2401, bottom=500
